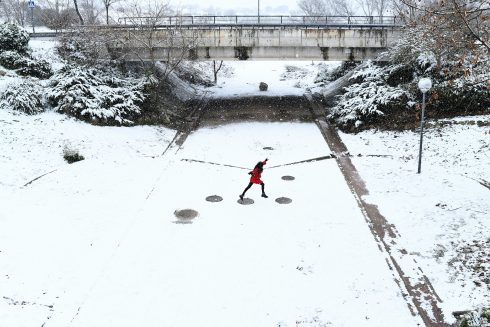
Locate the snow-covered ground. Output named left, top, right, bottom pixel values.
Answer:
left=200, top=60, right=340, bottom=98
left=0, top=118, right=423, bottom=327
left=340, top=117, right=490, bottom=320
left=2, top=36, right=489, bottom=326
left=0, top=109, right=174, bottom=196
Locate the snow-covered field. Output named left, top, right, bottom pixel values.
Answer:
left=2, top=36, right=489, bottom=326
left=340, top=118, right=490, bottom=320
left=0, top=117, right=423, bottom=327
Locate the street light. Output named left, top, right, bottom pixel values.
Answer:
left=258, top=0, right=260, bottom=24
left=417, top=77, right=432, bottom=174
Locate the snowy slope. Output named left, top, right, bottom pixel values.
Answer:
left=340, top=116, right=490, bottom=320
left=0, top=110, right=176, bottom=197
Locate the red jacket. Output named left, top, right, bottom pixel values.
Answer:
left=250, top=160, right=267, bottom=184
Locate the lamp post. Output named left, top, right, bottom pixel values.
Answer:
left=258, top=0, right=260, bottom=24
left=417, top=78, right=432, bottom=174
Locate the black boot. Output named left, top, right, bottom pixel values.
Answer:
left=261, top=183, right=268, bottom=198
left=239, top=194, right=244, bottom=201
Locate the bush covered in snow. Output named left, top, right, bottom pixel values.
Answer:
left=47, top=65, right=156, bottom=125
left=0, top=51, right=52, bottom=79
left=0, top=81, right=45, bottom=115
left=0, top=23, right=29, bottom=54
left=57, top=29, right=110, bottom=64
left=328, top=61, right=410, bottom=130
left=63, top=145, right=85, bottom=164
left=455, top=308, right=490, bottom=327
left=0, top=23, right=53, bottom=79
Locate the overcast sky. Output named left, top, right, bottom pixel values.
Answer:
left=171, top=0, right=300, bottom=15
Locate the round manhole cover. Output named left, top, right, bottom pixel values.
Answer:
left=174, top=209, right=199, bottom=220
left=237, top=198, right=254, bottom=205
left=281, top=175, right=295, bottom=181
left=263, top=147, right=274, bottom=150
left=275, top=197, right=292, bottom=204
left=206, top=195, right=223, bottom=202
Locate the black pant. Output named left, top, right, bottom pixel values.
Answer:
left=241, top=182, right=265, bottom=196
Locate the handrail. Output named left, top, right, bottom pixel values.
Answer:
left=116, top=15, right=402, bottom=27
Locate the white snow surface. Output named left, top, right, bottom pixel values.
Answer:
left=29, top=37, right=65, bottom=72
left=0, top=110, right=175, bottom=198
left=2, top=37, right=488, bottom=326
left=0, top=118, right=422, bottom=327
left=340, top=117, right=490, bottom=321
left=203, top=61, right=338, bottom=98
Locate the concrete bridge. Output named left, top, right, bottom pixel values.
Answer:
left=32, top=16, right=403, bottom=61
left=106, top=16, right=403, bottom=61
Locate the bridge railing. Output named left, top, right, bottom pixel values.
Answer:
left=117, top=15, right=401, bottom=27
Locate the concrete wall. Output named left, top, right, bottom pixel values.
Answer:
left=109, top=27, right=401, bottom=61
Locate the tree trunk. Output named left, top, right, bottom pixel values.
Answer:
left=73, top=0, right=84, bottom=25
left=213, top=60, right=217, bottom=84
left=213, top=60, right=223, bottom=84
left=106, top=5, right=109, bottom=24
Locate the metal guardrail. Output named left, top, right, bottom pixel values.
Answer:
left=117, top=15, right=402, bottom=27
left=27, top=15, right=401, bottom=38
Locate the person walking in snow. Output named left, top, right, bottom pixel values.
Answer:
left=239, top=158, right=268, bottom=201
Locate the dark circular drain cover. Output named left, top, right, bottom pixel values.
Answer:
left=275, top=197, right=292, bottom=204
left=174, top=209, right=199, bottom=220
left=206, top=195, right=223, bottom=202
left=237, top=198, right=254, bottom=205
left=263, top=147, right=274, bottom=150
left=282, top=175, right=295, bottom=181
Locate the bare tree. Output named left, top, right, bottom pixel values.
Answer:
left=72, top=0, right=84, bottom=24
left=81, top=0, right=102, bottom=24
left=329, top=0, right=355, bottom=16
left=355, top=0, right=376, bottom=16
left=212, top=60, right=223, bottom=84
left=374, top=0, right=390, bottom=17
left=297, top=0, right=330, bottom=16
left=38, top=0, right=77, bottom=31
left=101, top=0, right=120, bottom=24
left=1, top=0, right=28, bottom=26
left=398, top=0, right=489, bottom=52
left=112, top=0, right=197, bottom=78
left=297, top=0, right=357, bottom=16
